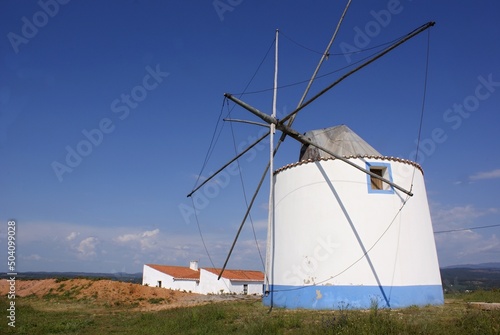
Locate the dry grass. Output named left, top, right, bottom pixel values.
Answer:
left=1, top=279, right=499, bottom=334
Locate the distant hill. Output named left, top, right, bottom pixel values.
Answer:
left=0, top=271, right=142, bottom=283
left=3, top=265, right=499, bottom=292
left=440, top=264, right=500, bottom=291
left=443, top=262, right=500, bottom=269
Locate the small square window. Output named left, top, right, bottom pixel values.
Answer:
left=366, top=163, right=394, bottom=194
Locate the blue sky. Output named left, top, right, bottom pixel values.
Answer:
left=1, top=0, right=499, bottom=274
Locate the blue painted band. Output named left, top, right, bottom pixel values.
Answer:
left=263, top=284, right=444, bottom=309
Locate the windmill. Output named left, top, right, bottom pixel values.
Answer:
left=188, top=2, right=443, bottom=310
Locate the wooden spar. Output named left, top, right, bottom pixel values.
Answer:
left=186, top=131, right=269, bottom=198
left=280, top=21, right=436, bottom=124
left=280, top=0, right=352, bottom=141
left=224, top=93, right=414, bottom=197
left=222, top=118, right=269, bottom=128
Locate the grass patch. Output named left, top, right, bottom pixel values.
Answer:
left=446, top=289, right=500, bottom=303
left=54, top=277, right=70, bottom=283
left=1, top=293, right=499, bottom=334
left=148, top=297, right=166, bottom=304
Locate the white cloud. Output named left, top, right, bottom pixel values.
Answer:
left=431, top=203, right=497, bottom=229
left=115, top=229, right=160, bottom=250
left=469, top=168, right=500, bottom=181
left=116, top=228, right=159, bottom=242
left=233, top=218, right=268, bottom=232
left=435, top=231, right=500, bottom=266
left=76, top=236, right=99, bottom=259
left=22, top=254, right=41, bottom=261
left=141, top=229, right=159, bottom=238
left=431, top=203, right=500, bottom=266
left=66, top=231, right=79, bottom=241
left=3, top=220, right=266, bottom=273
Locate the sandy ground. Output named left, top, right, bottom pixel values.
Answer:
left=0, top=278, right=258, bottom=311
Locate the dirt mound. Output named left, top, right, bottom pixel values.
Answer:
left=0, top=278, right=221, bottom=310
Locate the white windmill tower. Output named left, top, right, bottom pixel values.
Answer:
left=263, top=124, right=443, bottom=309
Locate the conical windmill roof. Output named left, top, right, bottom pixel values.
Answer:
left=299, top=125, right=382, bottom=161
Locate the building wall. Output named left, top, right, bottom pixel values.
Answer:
left=143, top=265, right=263, bottom=295
left=199, top=269, right=263, bottom=295
left=231, top=281, right=263, bottom=295
left=199, top=269, right=229, bottom=294
left=264, top=158, right=443, bottom=309
left=142, top=265, right=198, bottom=292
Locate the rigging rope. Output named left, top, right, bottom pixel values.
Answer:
left=190, top=196, right=217, bottom=269
left=233, top=39, right=406, bottom=96
left=227, top=102, right=267, bottom=272
left=281, top=29, right=405, bottom=57
left=329, top=36, right=404, bottom=56
left=410, top=28, right=432, bottom=190
left=434, top=223, right=500, bottom=234
left=190, top=99, right=226, bottom=192
left=280, top=30, right=326, bottom=56
left=232, top=34, right=409, bottom=96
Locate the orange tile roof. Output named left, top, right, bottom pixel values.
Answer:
left=146, top=264, right=199, bottom=280
left=203, top=268, right=264, bottom=281
left=146, top=264, right=264, bottom=282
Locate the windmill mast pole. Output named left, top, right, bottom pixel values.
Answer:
left=265, top=29, right=279, bottom=295
left=217, top=30, right=280, bottom=281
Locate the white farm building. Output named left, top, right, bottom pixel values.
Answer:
left=142, top=262, right=264, bottom=295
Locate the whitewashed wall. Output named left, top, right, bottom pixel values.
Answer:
left=264, top=158, right=443, bottom=309
left=199, top=269, right=229, bottom=294
left=142, top=265, right=199, bottom=292
left=199, top=269, right=263, bottom=295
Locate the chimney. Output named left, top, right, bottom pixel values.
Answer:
left=189, top=260, right=199, bottom=271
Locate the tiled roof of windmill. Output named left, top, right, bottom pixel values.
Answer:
left=299, top=124, right=381, bottom=161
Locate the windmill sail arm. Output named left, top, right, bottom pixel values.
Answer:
left=280, top=21, right=436, bottom=124
left=224, top=93, right=277, bottom=125
left=223, top=118, right=270, bottom=128
left=187, top=131, right=269, bottom=197
left=224, top=93, right=413, bottom=196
